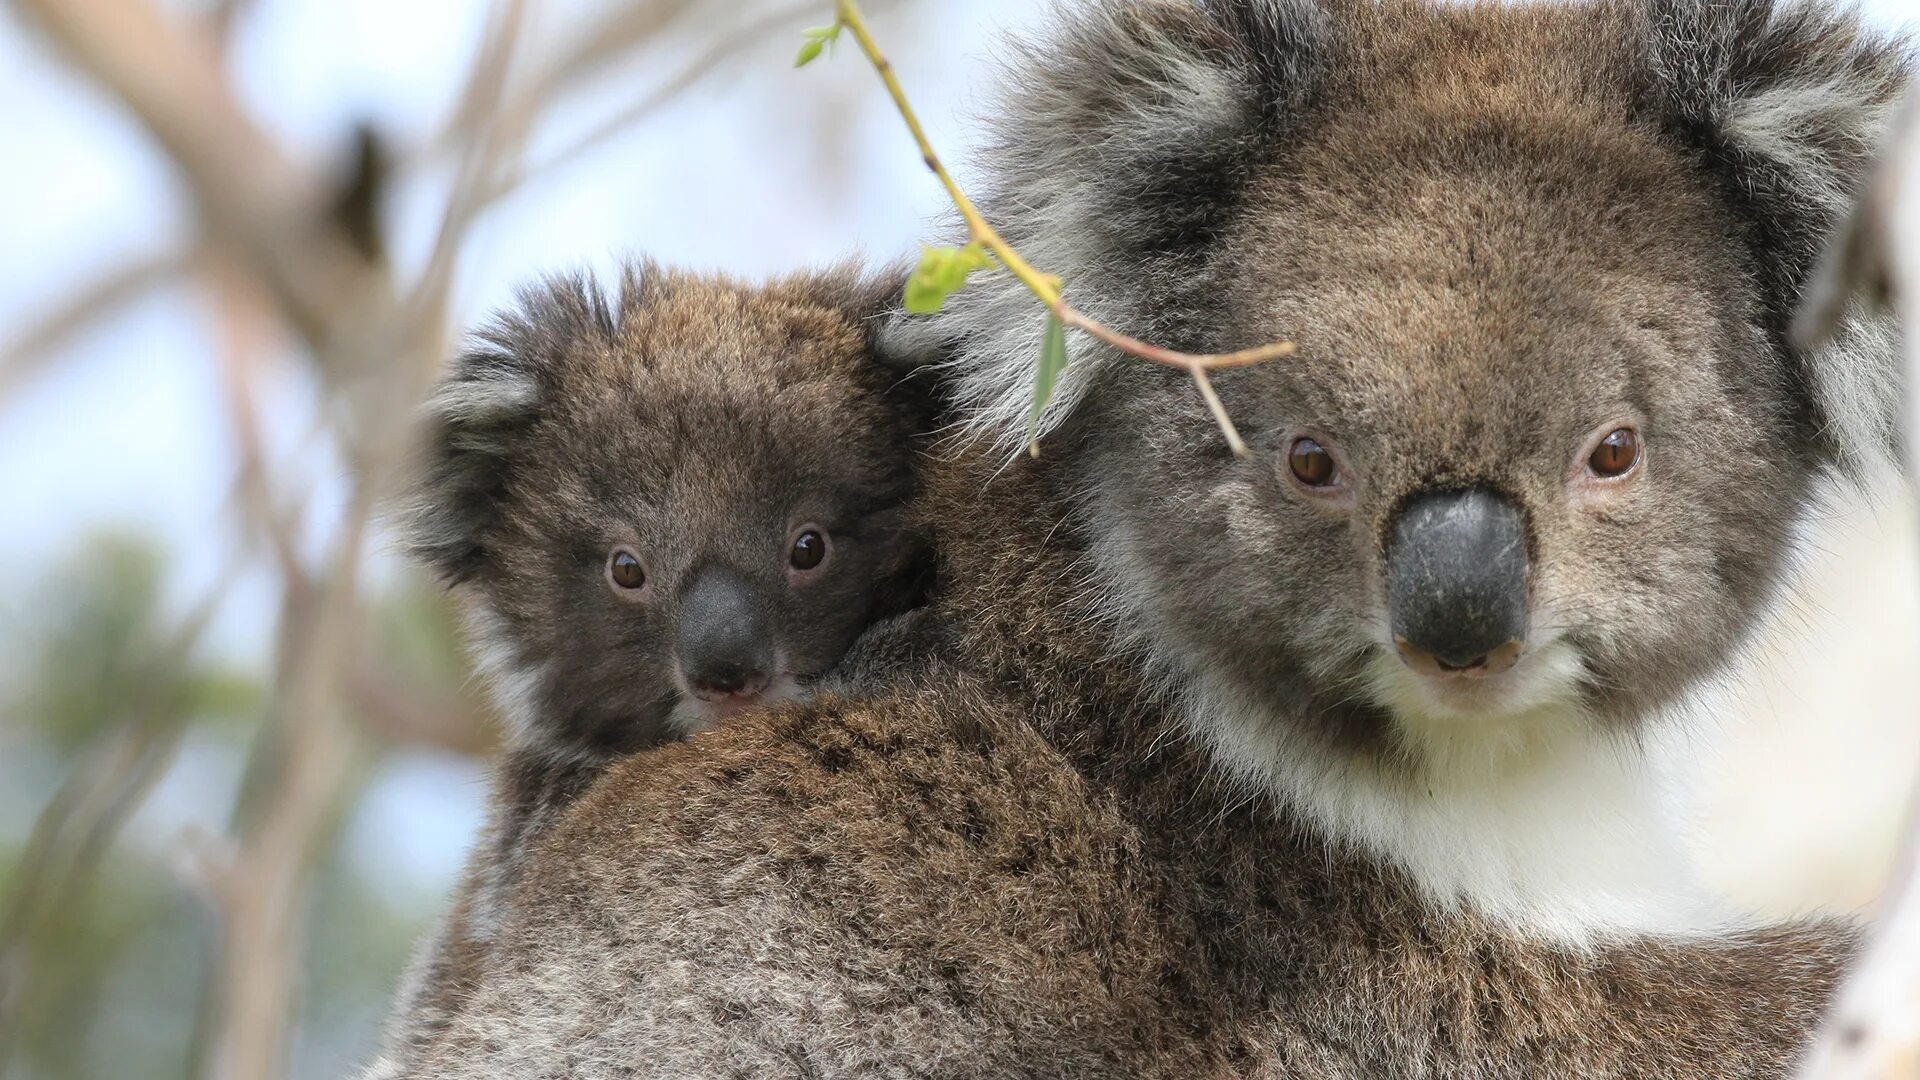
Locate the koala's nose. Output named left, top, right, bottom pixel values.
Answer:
left=1386, top=488, right=1529, bottom=675
left=675, top=567, right=774, bottom=700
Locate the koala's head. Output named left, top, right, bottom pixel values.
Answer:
left=405, top=262, right=928, bottom=757
left=911, top=0, right=1907, bottom=764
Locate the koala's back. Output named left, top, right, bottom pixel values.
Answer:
left=395, top=676, right=1848, bottom=1079
left=413, top=674, right=1231, bottom=1078
left=398, top=684, right=1850, bottom=1080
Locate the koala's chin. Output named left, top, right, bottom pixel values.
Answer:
left=1360, top=638, right=1594, bottom=759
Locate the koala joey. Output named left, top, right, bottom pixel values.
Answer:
left=381, top=261, right=933, bottom=1060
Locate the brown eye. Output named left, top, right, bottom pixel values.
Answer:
left=789, top=530, right=827, bottom=571
left=607, top=549, right=646, bottom=590
left=1588, top=427, right=1640, bottom=478
left=1288, top=437, right=1336, bottom=487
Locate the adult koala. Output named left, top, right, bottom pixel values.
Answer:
left=379, top=0, right=1908, bottom=1076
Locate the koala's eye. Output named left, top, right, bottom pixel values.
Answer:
left=1588, top=427, right=1640, bottom=478
left=607, top=549, right=647, bottom=591
left=789, top=529, right=827, bottom=571
left=1288, top=438, right=1337, bottom=487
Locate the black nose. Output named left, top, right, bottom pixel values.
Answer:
left=675, top=567, right=774, bottom=699
left=1386, top=488, right=1530, bottom=670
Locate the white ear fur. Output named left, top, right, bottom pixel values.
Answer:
left=399, top=332, right=549, bottom=583
left=893, top=1, right=1320, bottom=458
left=426, top=370, right=540, bottom=432
left=1723, top=47, right=1905, bottom=475
left=1802, top=306, right=1904, bottom=475
left=1792, top=92, right=1918, bottom=478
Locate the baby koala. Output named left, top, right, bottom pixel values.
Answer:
left=383, top=259, right=931, bottom=1059
left=408, top=259, right=929, bottom=752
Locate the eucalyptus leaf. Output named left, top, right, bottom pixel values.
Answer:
left=1027, top=313, right=1069, bottom=448
left=794, top=24, right=842, bottom=68
left=903, top=244, right=991, bottom=315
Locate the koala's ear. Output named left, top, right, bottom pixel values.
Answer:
left=402, top=341, right=544, bottom=585
left=401, top=273, right=608, bottom=584
left=1636, top=0, right=1911, bottom=471
left=885, top=0, right=1328, bottom=456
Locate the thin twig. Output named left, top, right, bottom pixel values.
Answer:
left=419, top=0, right=700, bottom=170
left=1056, top=308, right=1296, bottom=371
left=830, top=0, right=1295, bottom=456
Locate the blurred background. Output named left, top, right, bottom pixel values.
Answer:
left=0, top=1, right=1915, bottom=1078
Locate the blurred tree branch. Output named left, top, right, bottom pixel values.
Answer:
left=5, top=0, right=810, bottom=1076
left=495, top=0, right=848, bottom=202
left=15, top=0, right=371, bottom=347
left=351, top=659, right=498, bottom=759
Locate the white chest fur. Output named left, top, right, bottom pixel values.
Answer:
left=1184, top=671, right=1734, bottom=945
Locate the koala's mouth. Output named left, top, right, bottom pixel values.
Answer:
left=1365, top=634, right=1585, bottom=731
left=668, top=674, right=807, bottom=735
left=1394, top=637, right=1524, bottom=679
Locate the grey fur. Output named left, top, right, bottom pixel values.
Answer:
left=377, top=1, right=1909, bottom=1076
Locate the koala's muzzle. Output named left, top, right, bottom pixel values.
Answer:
left=1386, top=489, right=1529, bottom=675
left=675, top=567, right=775, bottom=699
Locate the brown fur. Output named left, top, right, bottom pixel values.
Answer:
left=375, top=1, right=1904, bottom=1075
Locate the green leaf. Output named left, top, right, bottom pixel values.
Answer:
left=902, top=244, right=991, bottom=315
left=794, top=23, right=842, bottom=67
left=1027, top=313, right=1068, bottom=449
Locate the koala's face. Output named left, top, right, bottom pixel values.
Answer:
left=1074, top=93, right=1814, bottom=756
left=492, top=382, right=911, bottom=749
left=414, top=269, right=922, bottom=757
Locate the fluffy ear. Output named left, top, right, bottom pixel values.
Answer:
left=1635, top=0, right=1911, bottom=470
left=887, top=0, right=1328, bottom=456
left=401, top=337, right=545, bottom=586
left=400, top=273, right=612, bottom=584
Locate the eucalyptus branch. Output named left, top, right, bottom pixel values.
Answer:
left=811, top=0, right=1297, bottom=456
